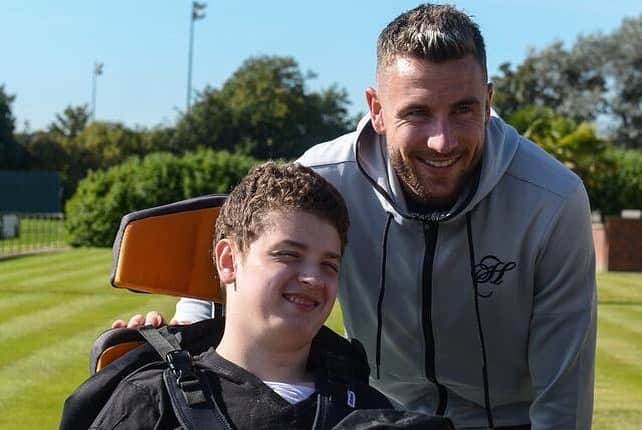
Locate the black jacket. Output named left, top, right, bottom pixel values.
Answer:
left=89, top=326, right=392, bottom=430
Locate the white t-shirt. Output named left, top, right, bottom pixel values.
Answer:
left=263, top=381, right=316, bottom=404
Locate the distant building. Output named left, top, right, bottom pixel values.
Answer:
left=0, top=171, right=62, bottom=213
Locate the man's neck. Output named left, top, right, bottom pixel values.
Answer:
left=215, top=329, right=313, bottom=384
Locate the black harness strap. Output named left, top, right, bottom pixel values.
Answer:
left=138, top=325, right=232, bottom=430
left=138, top=325, right=181, bottom=356
left=163, top=368, right=232, bottom=430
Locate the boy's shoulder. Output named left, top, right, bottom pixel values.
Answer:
left=89, top=364, right=179, bottom=429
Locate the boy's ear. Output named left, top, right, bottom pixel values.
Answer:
left=215, top=239, right=237, bottom=285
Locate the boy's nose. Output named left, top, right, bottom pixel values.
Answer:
left=299, top=271, right=324, bottom=289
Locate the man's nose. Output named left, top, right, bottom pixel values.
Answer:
left=427, top=119, right=457, bottom=153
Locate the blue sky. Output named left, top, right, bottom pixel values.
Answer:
left=2, top=0, right=640, bottom=132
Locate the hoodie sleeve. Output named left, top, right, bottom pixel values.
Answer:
left=173, top=297, right=214, bottom=322
left=528, top=183, right=597, bottom=429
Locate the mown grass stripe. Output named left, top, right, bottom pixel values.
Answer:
left=596, top=320, right=642, bottom=374
left=0, top=291, right=59, bottom=313
left=0, top=253, right=110, bottom=286
left=13, top=264, right=112, bottom=291
left=0, top=325, right=103, bottom=408
left=594, top=328, right=642, bottom=413
left=0, top=292, right=68, bottom=321
left=0, top=248, right=106, bottom=275
left=598, top=305, right=642, bottom=336
left=0, top=295, right=176, bottom=429
left=597, top=275, right=642, bottom=303
left=591, top=409, right=642, bottom=430
left=0, top=295, right=175, bottom=369
left=1, top=269, right=112, bottom=295
left=0, top=295, right=116, bottom=344
left=595, top=351, right=642, bottom=411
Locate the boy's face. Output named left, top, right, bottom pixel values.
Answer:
left=217, top=210, right=341, bottom=347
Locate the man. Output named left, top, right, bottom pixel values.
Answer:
left=93, top=162, right=398, bottom=429
left=142, top=4, right=597, bottom=429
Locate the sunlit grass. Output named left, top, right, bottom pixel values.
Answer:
left=0, top=250, right=639, bottom=429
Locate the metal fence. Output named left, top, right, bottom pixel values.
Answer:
left=0, top=213, right=66, bottom=258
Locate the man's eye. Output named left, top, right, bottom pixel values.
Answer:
left=322, top=262, right=339, bottom=273
left=454, top=105, right=473, bottom=114
left=406, top=109, right=427, bottom=118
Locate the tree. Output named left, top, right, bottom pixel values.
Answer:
left=58, top=121, right=148, bottom=200
left=49, top=104, right=91, bottom=139
left=602, top=14, right=642, bottom=148
left=171, top=87, right=235, bottom=153
left=492, top=42, right=607, bottom=122
left=0, top=85, right=24, bottom=169
left=492, top=14, right=642, bottom=148
left=22, top=107, right=149, bottom=200
left=507, top=105, right=613, bottom=197
left=173, top=56, right=353, bottom=159
left=589, top=148, right=642, bottom=215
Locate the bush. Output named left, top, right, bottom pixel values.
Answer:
left=65, top=149, right=257, bottom=247
left=589, top=148, right=642, bottom=216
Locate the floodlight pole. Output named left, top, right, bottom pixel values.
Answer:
left=91, top=62, right=103, bottom=121
left=186, top=2, right=206, bottom=111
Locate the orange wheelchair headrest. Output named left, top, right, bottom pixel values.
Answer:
left=110, top=194, right=227, bottom=303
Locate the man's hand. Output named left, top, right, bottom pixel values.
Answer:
left=111, top=311, right=191, bottom=329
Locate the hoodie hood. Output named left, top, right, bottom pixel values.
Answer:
left=353, top=114, right=520, bottom=224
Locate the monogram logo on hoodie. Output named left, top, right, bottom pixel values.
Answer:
left=473, top=255, right=517, bottom=297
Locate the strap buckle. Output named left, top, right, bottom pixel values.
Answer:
left=166, top=350, right=207, bottom=405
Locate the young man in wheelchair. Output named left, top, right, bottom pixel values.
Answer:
left=89, top=162, right=404, bottom=429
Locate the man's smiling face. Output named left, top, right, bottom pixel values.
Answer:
left=367, top=55, right=492, bottom=208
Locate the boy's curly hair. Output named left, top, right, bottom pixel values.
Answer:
left=215, top=161, right=349, bottom=254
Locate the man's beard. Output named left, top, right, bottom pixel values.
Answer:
left=389, top=152, right=433, bottom=206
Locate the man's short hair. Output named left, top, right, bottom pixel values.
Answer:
left=377, top=3, right=487, bottom=80
left=215, top=161, right=349, bottom=255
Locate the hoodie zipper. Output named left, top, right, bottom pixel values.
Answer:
left=422, top=222, right=448, bottom=415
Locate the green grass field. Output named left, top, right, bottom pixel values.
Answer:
left=0, top=249, right=639, bottom=429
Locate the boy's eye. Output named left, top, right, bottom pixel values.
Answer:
left=271, top=250, right=299, bottom=259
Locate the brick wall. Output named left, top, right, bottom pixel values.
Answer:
left=593, top=218, right=642, bottom=272
left=605, top=217, right=642, bottom=271
left=592, top=223, right=608, bottom=272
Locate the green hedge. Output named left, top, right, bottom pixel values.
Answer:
left=65, top=149, right=257, bottom=247
left=588, top=148, right=642, bottom=216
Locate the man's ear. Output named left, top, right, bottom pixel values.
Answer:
left=485, top=82, right=494, bottom=126
left=215, top=239, right=237, bottom=285
left=366, top=87, right=385, bottom=135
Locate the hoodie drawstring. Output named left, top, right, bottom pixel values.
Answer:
left=466, top=212, right=495, bottom=429
left=375, top=213, right=393, bottom=379
left=374, top=210, right=495, bottom=428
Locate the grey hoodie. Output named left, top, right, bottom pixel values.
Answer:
left=175, top=115, right=596, bottom=429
